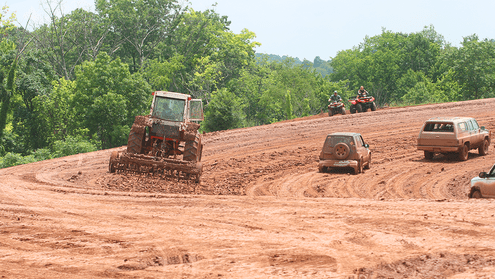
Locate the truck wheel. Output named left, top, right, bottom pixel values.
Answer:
left=458, top=144, right=469, bottom=161
left=184, top=132, right=202, bottom=162
left=424, top=151, right=434, bottom=160
left=334, top=143, right=350, bottom=159
left=479, top=138, right=489, bottom=155
left=471, top=190, right=482, bottom=199
left=371, top=102, right=377, bottom=111
left=356, top=104, right=363, bottom=113
left=127, top=125, right=146, bottom=154
left=341, top=107, right=346, bottom=115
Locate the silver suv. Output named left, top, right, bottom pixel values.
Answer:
left=469, top=164, right=495, bottom=198
left=318, top=132, right=371, bottom=174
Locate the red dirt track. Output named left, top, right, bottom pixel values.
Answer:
left=2, top=99, right=495, bottom=278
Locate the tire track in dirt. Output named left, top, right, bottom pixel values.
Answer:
left=67, top=98, right=495, bottom=201
left=236, top=100, right=495, bottom=200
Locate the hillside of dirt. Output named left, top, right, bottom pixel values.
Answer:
left=2, top=99, right=495, bottom=278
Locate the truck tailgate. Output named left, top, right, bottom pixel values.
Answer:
left=418, top=132, right=457, bottom=146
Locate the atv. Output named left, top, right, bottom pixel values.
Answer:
left=327, top=99, right=346, bottom=116
left=348, top=92, right=377, bottom=114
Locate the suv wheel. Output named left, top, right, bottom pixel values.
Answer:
left=364, top=154, right=371, bottom=169
left=424, top=151, right=434, bottom=160
left=471, top=190, right=482, bottom=199
left=458, top=144, right=469, bottom=161
left=479, top=138, right=489, bottom=156
left=334, top=143, right=350, bottom=159
left=354, top=158, right=363, bottom=175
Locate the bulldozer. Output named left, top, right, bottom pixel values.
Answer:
left=108, top=91, right=204, bottom=182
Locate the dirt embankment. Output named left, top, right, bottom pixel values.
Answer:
left=2, top=99, right=495, bottom=278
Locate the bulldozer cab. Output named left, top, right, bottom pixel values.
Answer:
left=150, top=91, right=203, bottom=123
left=189, top=99, right=203, bottom=122
left=152, top=96, right=185, bottom=122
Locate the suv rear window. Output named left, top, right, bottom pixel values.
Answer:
left=325, top=136, right=355, bottom=147
left=423, top=122, right=454, bottom=132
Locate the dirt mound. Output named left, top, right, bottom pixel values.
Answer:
left=97, top=98, right=495, bottom=202
left=2, top=98, right=495, bottom=278
left=355, top=252, right=495, bottom=278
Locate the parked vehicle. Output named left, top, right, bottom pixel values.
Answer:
left=318, top=132, right=371, bottom=174
left=417, top=117, right=490, bottom=161
left=469, top=163, right=495, bottom=198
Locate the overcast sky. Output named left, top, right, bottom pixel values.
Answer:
left=6, top=0, right=495, bottom=61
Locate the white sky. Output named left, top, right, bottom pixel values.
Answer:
left=6, top=0, right=495, bottom=61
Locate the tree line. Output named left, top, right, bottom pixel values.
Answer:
left=1, top=1, right=494, bottom=168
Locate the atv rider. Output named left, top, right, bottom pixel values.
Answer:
left=329, top=91, right=342, bottom=103
left=356, top=86, right=368, bottom=99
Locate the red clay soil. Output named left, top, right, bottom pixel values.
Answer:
left=2, top=99, right=495, bottom=278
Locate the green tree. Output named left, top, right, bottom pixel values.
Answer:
left=32, top=5, right=108, bottom=80
left=202, top=88, right=245, bottom=132
left=35, top=78, right=79, bottom=145
left=96, top=0, right=184, bottom=72
left=12, top=50, right=56, bottom=151
left=0, top=39, right=17, bottom=140
left=285, top=90, right=294, bottom=120
left=0, top=5, right=15, bottom=35
left=155, top=9, right=259, bottom=102
left=72, top=52, right=151, bottom=148
left=451, top=35, right=495, bottom=99
left=157, top=8, right=231, bottom=93
left=330, top=26, right=445, bottom=105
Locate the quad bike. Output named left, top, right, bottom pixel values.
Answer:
left=348, top=92, right=377, bottom=114
left=108, top=91, right=204, bottom=183
left=327, top=100, right=346, bottom=116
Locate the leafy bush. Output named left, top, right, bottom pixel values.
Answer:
left=32, top=148, right=52, bottom=161
left=0, top=152, right=37, bottom=168
left=0, top=136, right=97, bottom=169
left=51, top=136, right=97, bottom=158
left=0, top=130, right=24, bottom=156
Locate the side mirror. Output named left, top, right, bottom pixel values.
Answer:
left=364, top=143, right=369, bottom=148
left=479, top=172, right=487, bottom=178
left=480, top=126, right=485, bottom=130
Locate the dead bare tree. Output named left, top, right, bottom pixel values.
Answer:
left=30, top=0, right=110, bottom=80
